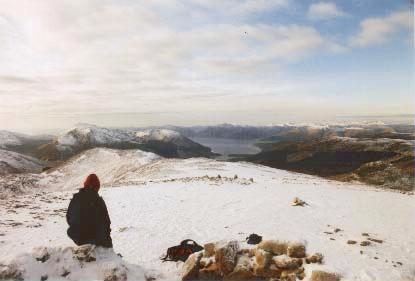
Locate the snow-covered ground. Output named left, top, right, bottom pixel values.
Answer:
left=0, top=149, right=414, bottom=280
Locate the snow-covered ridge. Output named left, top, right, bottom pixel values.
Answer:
left=40, top=148, right=161, bottom=190
left=37, top=147, right=261, bottom=191
left=57, top=124, right=190, bottom=148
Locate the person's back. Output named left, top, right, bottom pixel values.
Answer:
left=66, top=174, right=113, bottom=248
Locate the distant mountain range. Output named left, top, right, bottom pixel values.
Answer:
left=142, top=123, right=415, bottom=141
left=1, top=122, right=414, bottom=190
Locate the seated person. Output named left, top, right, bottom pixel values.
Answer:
left=66, top=174, right=113, bottom=248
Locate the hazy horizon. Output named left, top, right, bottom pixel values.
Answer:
left=0, top=0, right=414, bottom=133
left=1, top=113, right=413, bottom=135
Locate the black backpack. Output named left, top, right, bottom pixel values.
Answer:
left=246, top=233, right=262, bottom=245
left=161, top=239, right=204, bottom=262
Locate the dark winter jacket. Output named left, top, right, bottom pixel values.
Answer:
left=66, top=188, right=113, bottom=248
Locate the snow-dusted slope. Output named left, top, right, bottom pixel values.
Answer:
left=0, top=149, right=414, bottom=281
left=41, top=148, right=161, bottom=190
left=37, top=147, right=258, bottom=191
left=0, top=130, right=24, bottom=148
left=0, top=130, right=53, bottom=149
left=0, top=149, right=44, bottom=175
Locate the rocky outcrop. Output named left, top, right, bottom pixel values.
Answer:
left=181, top=240, right=336, bottom=281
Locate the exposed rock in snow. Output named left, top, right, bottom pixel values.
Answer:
left=310, top=270, right=341, bottom=281
left=306, top=253, right=324, bottom=264
left=257, top=240, right=289, bottom=256
left=0, top=174, right=44, bottom=199
left=292, top=197, right=307, bottom=207
left=181, top=252, right=202, bottom=281
left=214, top=240, right=239, bottom=275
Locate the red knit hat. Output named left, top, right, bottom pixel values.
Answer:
left=84, top=174, right=100, bottom=192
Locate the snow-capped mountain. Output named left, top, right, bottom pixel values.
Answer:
left=0, top=149, right=44, bottom=175
left=56, top=124, right=132, bottom=147
left=35, top=124, right=215, bottom=162
left=0, top=147, right=414, bottom=280
left=134, top=128, right=215, bottom=158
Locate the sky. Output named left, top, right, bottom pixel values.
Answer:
left=0, top=0, right=413, bottom=133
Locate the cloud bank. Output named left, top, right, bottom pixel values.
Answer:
left=0, top=0, right=413, bottom=132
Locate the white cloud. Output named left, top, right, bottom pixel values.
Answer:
left=351, top=10, right=413, bottom=47
left=188, top=0, right=290, bottom=16
left=307, top=2, right=347, bottom=21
